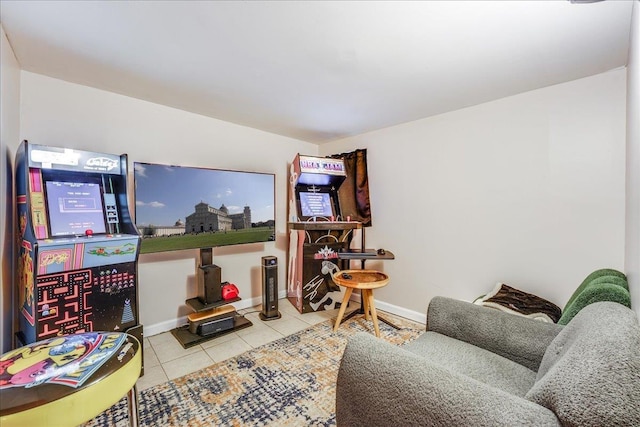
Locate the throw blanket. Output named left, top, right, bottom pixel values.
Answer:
left=474, top=283, right=562, bottom=323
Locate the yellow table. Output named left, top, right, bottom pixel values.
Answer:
left=332, top=270, right=390, bottom=337
left=0, top=332, right=141, bottom=427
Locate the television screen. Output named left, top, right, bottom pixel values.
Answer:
left=45, top=181, right=107, bottom=236
left=298, top=191, right=335, bottom=218
left=134, top=162, right=276, bottom=254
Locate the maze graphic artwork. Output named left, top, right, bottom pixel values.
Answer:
left=36, top=269, right=93, bottom=339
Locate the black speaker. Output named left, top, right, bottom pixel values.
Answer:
left=260, top=256, right=281, bottom=320
left=195, top=315, right=235, bottom=336
left=197, top=249, right=222, bottom=304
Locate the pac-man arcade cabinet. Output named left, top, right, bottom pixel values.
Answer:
left=14, top=141, right=143, bottom=352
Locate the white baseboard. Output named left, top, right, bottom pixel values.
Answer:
left=143, top=290, right=425, bottom=337
left=348, top=293, right=427, bottom=325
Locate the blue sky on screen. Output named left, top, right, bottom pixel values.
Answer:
left=134, top=163, right=275, bottom=226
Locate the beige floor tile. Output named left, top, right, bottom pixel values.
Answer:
left=162, top=350, right=214, bottom=380
left=279, top=301, right=306, bottom=318
left=235, top=316, right=272, bottom=337
left=145, top=297, right=361, bottom=389
left=136, top=364, right=168, bottom=391
left=237, top=305, right=263, bottom=316
left=298, top=310, right=336, bottom=325
left=199, top=331, right=240, bottom=349
left=279, top=298, right=350, bottom=325
left=239, top=327, right=284, bottom=348
left=204, top=336, right=253, bottom=363
left=241, top=301, right=299, bottom=321
left=143, top=342, right=161, bottom=369
left=244, top=311, right=296, bottom=333
left=264, top=316, right=311, bottom=336
left=148, top=331, right=202, bottom=363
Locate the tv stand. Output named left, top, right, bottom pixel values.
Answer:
left=171, top=299, right=252, bottom=348
left=185, top=296, right=241, bottom=312
left=171, top=248, right=253, bottom=349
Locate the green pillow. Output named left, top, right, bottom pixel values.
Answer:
left=586, top=275, right=629, bottom=291
left=563, top=269, right=627, bottom=312
left=579, top=268, right=627, bottom=283
left=558, top=283, right=631, bottom=325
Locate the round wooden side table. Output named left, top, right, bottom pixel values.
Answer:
left=332, top=270, right=390, bottom=337
left=0, top=332, right=141, bottom=427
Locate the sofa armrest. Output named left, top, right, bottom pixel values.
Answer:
left=336, top=333, right=560, bottom=427
left=426, top=296, right=563, bottom=371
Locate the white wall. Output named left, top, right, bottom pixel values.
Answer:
left=320, top=70, right=627, bottom=317
left=626, top=0, right=640, bottom=316
left=16, top=72, right=318, bottom=336
left=7, top=50, right=633, bottom=337
left=1, top=25, right=21, bottom=353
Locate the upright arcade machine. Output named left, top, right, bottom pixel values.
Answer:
left=14, top=141, right=143, bottom=350
left=287, top=154, right=362, bottom=313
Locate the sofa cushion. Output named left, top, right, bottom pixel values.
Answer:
left=526, top=302, right=640, bottom=426
left=427, top=296, right=564, bottom=372
left=337, top=333, right=561, bottom=427
left=404, top=331, right=537, bottom=397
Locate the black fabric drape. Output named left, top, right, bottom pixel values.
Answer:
left=329, top=149, right=372, bottom=226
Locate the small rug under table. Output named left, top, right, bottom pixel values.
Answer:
left=83, top=312, right=424, bottom=427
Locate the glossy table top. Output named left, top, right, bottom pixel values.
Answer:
left=0, top=332, right=140, bottom=427
left=332, top=269, right=390, bottom=289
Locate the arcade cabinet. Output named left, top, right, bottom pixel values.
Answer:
left=14, top=141, right=143, bottom=354
left=286, top=154, right=362, bottom=313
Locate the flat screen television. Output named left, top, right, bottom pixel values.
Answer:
left=133, top=162, right=276, bottom=254
left=45, top=181, right=107, bottom=236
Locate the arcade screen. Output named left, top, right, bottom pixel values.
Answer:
left=134, top=162, right=276, bottom=254
left=298, top=191, right=335, bottom=218
left=45, top=181, right=107, bottom=236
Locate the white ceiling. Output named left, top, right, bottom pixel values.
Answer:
left=0, top=1, right=634, bottom=144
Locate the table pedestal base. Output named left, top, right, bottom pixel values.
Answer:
left=340, top=305, right=401, bottom=330
left=332, top=270, right=399, bottom=338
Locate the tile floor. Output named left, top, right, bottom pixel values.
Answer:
left=137, top=298, right=344, bottom=391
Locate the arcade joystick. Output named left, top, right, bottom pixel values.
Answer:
left=85, top=229, right=94, bottom=237
left=377, top=248, right=386, bottom=255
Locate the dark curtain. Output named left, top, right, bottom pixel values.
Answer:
left=329, top=149, right=372, bottom=227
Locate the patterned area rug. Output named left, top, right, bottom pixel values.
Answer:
left=83, top=313, right=424, bottom=427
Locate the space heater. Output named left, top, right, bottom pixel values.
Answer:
left=259, top=256, right=281, bottom=320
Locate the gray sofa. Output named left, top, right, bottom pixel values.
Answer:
left=336, top=297, right=640, bottom=426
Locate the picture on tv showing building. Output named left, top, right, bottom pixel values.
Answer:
left=134, top=162, right=275, bottom=253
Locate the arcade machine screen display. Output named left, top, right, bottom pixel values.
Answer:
left=299, top=191, right=335, bottom=219
left=45, top=181, right=107, bottom=236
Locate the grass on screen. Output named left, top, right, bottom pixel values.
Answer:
left=140, top=227, right=273, bottom=254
